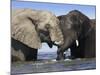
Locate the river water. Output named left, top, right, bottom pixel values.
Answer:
left=11, top=52, right=96, bottom=75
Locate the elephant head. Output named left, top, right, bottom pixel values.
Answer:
left=11, top=9, right=64, bottom=49
left=54, top=10, right=92, bottom=60
left=57, top=10, right=91, bottom=48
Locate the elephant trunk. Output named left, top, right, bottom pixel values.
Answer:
left=49, top=26, right=64, bottom=45
left=48, top=17, right=64, bottom=45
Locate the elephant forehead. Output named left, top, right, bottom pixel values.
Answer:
left=39, top=11, right=58, bottom=24
left=40, top=10, right=53, bottom=17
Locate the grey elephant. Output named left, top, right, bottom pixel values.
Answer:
left=70, top=19, right=96, bottom=59
left=11, top=9, right=64, bottom=62
left=54, top=10, right=96, bottom=60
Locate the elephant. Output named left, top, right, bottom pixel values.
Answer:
left=11, top=8, right=64, bottom=62
left=70, top=19, right=96, bottom=59
left=55, top=10, right=96, bottom=60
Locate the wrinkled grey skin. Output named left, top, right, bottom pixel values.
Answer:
left=12, top=9, right=64, bottom=49
left=12, top=38, right=38, bottom=61
left=36, top=10, right=96, bottom=60
left=11, top=9, right=64, bottom=62
left=70, top=19, right=96, bottom=59
left=56, top=10, right=96, bottom=60
left=11, top=34, right=52, bottom=62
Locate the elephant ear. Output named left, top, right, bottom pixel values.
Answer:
left=11, top=17, right=41, bottom=49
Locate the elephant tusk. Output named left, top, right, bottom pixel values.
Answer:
left=54, top=41, right=62, bottom=45
left=76, top=40, right=79, bottom=46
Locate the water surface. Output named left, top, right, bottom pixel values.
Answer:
left=11, top=52, right=96, bottom=74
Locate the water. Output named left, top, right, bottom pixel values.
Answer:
left=38, top=49, right=71, bottom=60
left=11, top=52, right=96, bottom=74
left=38, top=52, right=57, bottom=60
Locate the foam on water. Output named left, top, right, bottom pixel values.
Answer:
left=51, top=59, right=57, bottom=62
left=64, top=59, right=72, bottom=61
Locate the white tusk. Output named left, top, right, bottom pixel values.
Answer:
left=54, top=41, right=62, bottom=45
left=76, top=40, right=79, bottom=46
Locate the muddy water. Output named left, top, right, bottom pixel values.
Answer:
left=11, top=52, right=96, bottom=74
left=11, top=59, right=96, bottom=74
